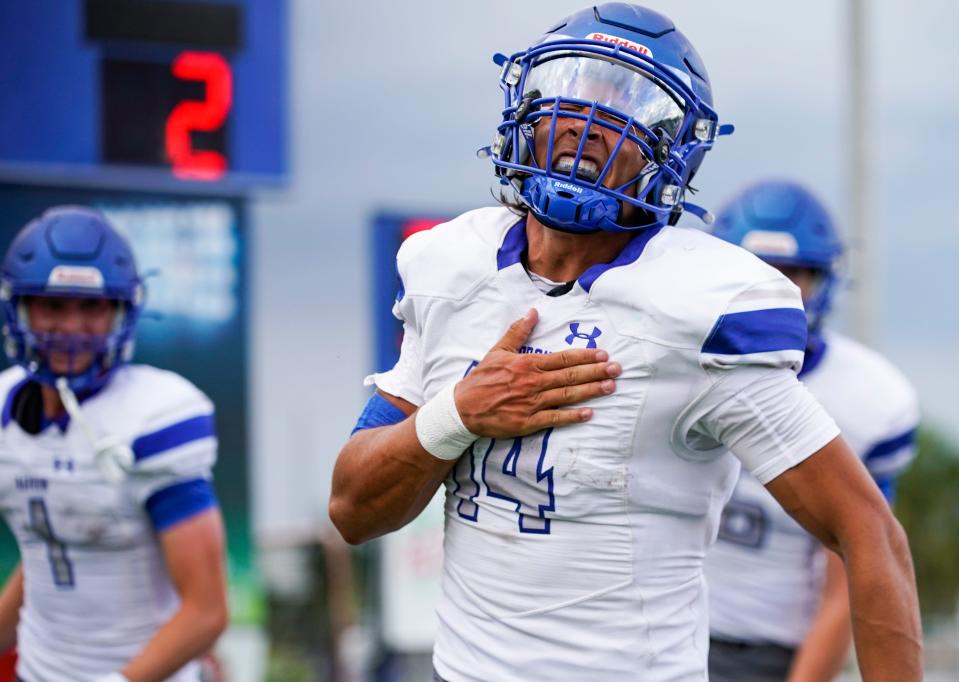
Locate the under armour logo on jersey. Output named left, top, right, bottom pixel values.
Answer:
left=53, top=457, right=75, bottom=473
left=565, top=323, right=602, bottom=348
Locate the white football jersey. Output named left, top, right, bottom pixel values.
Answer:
left=0, top=364, right=217, bottom=682
left=706, top=331, right=919, bottom=647
left=370, top=207, right=839, bottom=681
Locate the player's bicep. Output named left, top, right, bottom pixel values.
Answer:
left=765, top=436, right=890, bottom=553
left=159, top=506, right=227, bottom=603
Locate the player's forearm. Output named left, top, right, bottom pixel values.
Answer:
left=330, top=418, right=456, bottom=544
left=0, top=564, right=23, bottom=651
left=120, top=598, right=228, bottom=682
left=789, top=608, right=851, bottom=681
left=787, top=551, right=852, bottom=681
left=843, top=516, right=922, bottom=681
left=789, top=598, right=851, bottom=674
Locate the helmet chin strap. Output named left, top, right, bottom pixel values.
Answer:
left=681, top=202, right=715, bottom=225
left=55, top=376, right=133, bottom=483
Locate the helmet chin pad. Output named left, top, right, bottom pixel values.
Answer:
left=521, top=175, right=621, bottom=233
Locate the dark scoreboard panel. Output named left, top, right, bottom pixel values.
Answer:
left=0, top=0, right=285, bottom=193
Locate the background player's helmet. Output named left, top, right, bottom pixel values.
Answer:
left=487, top=2, right=732, bottom=234
left=0, top=206, right=145, bottom=392
left=712, top=180, right=844, bottom=330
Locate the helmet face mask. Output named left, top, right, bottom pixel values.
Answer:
left=488, top=3, right=728, bottom=234
left=0, top=206, right=145, bottom=393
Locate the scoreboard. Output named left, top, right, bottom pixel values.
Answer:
left=0, top=0, right=286, bottom=193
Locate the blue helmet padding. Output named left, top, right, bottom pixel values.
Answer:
left=489, top=3, right=730, bottom=234
left=0, top=205, right=145, bottom=392
left=712, top=180, right=843, bottom=330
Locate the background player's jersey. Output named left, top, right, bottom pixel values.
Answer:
left=705, top=332, right=919, bottom=647
left=0, top=364, right=217, bottom=682
left=370, top=207, right=838, bottom=681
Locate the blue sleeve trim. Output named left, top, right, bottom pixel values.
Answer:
left=132, top=414, right=216, bottom=461
left=875, top=476, right=898, bottom=503
left=351, top=392, right=408, bottom=436
left=702, top=307, right=808, bottom=356
left=863, top=427, right=918, bottom=464
left=145, top=478, right=218, bottom=532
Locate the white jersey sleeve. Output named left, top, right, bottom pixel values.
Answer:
left=676, top=276, right=839, bottom=482
left=117, top=368, right=218, bottom=511
left=683, top=367, right=839, bottom=484
left=364, top=320, right=425, bottom=406
left=699, top=277, right=807, bottom=372
left=364, top=227, right=438, bottom=405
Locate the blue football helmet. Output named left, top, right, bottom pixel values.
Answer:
left=0, top=206, right=145, bottom=392
left=712, top=180, right=844, bottom=330
left=486, top=2, right=733, bottom=234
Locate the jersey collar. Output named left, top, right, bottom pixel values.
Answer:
left=1, top=375, right=108, bottom=433
left=497, top=218, right=664, bottom=293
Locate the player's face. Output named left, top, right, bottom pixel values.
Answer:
left=775, top=266, right=822, bottom=304
left=26, top=296, right=117, bottom=375
left=531, top=105, right=649, bottom=223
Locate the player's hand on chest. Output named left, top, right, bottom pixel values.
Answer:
left=453, top=309, right=621, bottom=438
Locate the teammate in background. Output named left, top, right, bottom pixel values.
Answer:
left=0, top=207, right=228, bottom=682
left=705, top=181, right=920, bottom=681
left=329, top=4, right=921, bottom=680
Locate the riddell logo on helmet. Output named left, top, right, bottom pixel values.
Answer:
left=47, top=265, right=105, bottom=290
left=588, top=33, right=653, bottom=58
left=553, top=181, right=583, bottom=194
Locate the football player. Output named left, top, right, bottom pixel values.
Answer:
left=329, top=4, right=921, bottom=680
left=0, top=207, right=228, bottom=681
left=705, top=180, right=920, bottom=681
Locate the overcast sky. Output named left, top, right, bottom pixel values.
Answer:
left=251, top=0, right=959, bottom=533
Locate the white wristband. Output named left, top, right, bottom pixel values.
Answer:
left=96, top=674, right=130, bottom=682
left=415, top=382, right=477, bottom=460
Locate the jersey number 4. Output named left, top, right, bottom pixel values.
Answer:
left=452, top=429, right=556, bottom=534
left=28, top=498, right=75, bottom=588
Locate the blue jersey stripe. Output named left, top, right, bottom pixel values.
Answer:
left=132, top=414, right=216, bottom=461
left=145, top=478, right=218, bottom=532
left=144, top=478, right=217, bottom=532
left=702, top=308, right=807, bottom=356
left=863, top=427, right=918, bottom=464
left=578, top=225, right=663, bottom=293
left=875, top=476, right=898, bottom=503
left=496, top=218, right=527, bottom=271
left=352, top=392, right=408, bottom=435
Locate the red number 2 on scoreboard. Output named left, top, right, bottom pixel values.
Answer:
left=165, top=51, right=233, bottom=181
